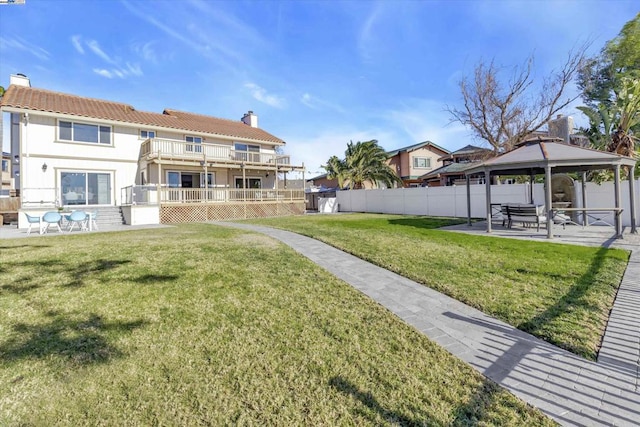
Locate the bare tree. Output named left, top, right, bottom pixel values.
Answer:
left=447, top=48, right=587, bottom=153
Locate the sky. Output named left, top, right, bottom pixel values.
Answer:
left=1, top=0, right=638, bottom=178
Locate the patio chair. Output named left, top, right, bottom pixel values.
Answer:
left=87, top=211, right=98, bottom=231
left=66, top=210, right=88, bottom=232
left=24, top=213, right=42, bottom=235
left=41, top=211, right=63, bottom=234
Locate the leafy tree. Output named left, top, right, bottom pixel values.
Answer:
left=323, top=140, right=402, bottom=189
left=578, top=12, right=640, bottom=108
left=578, top=13, right=640, bottom=179
left=447, top=48, right=587, bottom=153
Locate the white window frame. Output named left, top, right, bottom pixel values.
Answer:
left=140, top=130, right=156, bottom=139
left=59, top=169, right=113, bottom=206
left=58, top=120, right=112, bottom=145
left=234, top=143, right=261, bottom=162
left=185, top=135, right=203, bottom=153
left=412, top=157, right=431, bottom=169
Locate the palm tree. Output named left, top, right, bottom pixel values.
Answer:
left=580, top=77, right=639, bottom=180
left=608, top=78, right=640, bottom=160
left=323, top=155, right=347, bottom=188
left=323, top=140, right=402, bottom=189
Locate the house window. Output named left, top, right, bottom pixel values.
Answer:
left=1, top=159, right=7, bottom=172
left=234, top=177, right=262, bottom=189
left=413, top=157, right=431, bottom=169
left=60, top=171, right=112, bottom=206
left=234, top=143, right=260, bottom=162
left=59, top=120, right=111, bottom=145
left=140, top=130, right=155, bottom=139
left=186, top=136, right=202, bottom=153
left=200, top=172, right=215, bottom=188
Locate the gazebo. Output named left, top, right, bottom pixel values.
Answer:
left=463, top=138, right=638, bottom=239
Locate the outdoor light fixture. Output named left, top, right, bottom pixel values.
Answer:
left=266, top=172, right=270, bottom=177
left=42, top=163, right=47, bottom=172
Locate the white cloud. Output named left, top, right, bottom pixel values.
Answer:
left=93, top=68, right=113, bottom=78
left=382, top=99, right=479, bottom=152
left=301, top=93, right=346, bottom=113
left=280, top=127, right=397, bottom=176
left=0, top=36, right=50, bottom=61
left=121, top=0, right=254, bottom=72
left=71, top=35, right=84, bottom=54
left=357, top=2, right=383, bottom=64
left=126, top=62, right=143, bottom=77
left=132, top=41, right=158, bottom=63
left=86, top=40, right=116, bottom=64
left=75, top=38, right=144, bottom=79
left=244, top=83, right=286, bottom=109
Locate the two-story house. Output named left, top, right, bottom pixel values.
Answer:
left=0, top=74, right=305, bottom=228
left=386, top=141, right=450, bottom=187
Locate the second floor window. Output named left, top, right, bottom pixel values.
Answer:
left=59, top=120, right=111, bottom=145
left=234, top=143, right=260, bottom=162
left=186, top=136, right=202, bottom=153
left=140, top=130, right=155, bottom=139
left=413, top=157, right=431, bottom=169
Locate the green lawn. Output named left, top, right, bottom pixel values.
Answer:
left=1, top=224, right=554, bottom=426
left=249, top=214, right=629, bottom=360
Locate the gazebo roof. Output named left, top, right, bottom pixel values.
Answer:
left=464, top=139, right=636, bottom=176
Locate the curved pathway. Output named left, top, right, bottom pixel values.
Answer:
left=217, top=222, right=640, bottom=427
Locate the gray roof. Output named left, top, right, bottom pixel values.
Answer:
left=386, top=140, right=450, bottom=157
left=465, top=140, right=636, bottom=176
left=419, top=162, right=477, bottom=180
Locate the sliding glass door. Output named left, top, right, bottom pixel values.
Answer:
left=60, top=171, right=112, bottom=206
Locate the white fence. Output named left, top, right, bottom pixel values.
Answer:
left=336, top=180, right=640, bottom=227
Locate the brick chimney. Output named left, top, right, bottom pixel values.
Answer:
left=241, top=111, right=258, bottom=128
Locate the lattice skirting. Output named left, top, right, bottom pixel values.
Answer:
left=160, top=202, right=305, bottom=223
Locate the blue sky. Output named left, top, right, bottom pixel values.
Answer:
left=1, top=0, right=638, bottom=177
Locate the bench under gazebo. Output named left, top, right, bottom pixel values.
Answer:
left=463, top=138, right=638, bottom=239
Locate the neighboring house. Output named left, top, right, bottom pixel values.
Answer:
left=386, top=141, right=450, bottom=187
left=306, top=173, right=338, bottom=190
left=0, top=74, right=305, bottom=227
left=305, top=173, right=339, bottom=212
left=419, top=144, right=494, bottom=187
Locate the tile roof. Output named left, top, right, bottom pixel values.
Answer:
left=0, top=85, right=285, bottom=144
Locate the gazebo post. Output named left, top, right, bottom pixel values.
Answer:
left=628, top=165, right=637, bottom=234
left=466, top=175, right=472, bottom=227
left=581, top=172, right=587, bottom=226
left=545, top=165, right=553, bottom=239
left=529, top=170, right=535, bottom=203
left=614, top=165, right=622, bottom=238
left=485, top=169, right=492, bottom=233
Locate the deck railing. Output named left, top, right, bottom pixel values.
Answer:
left=121, top=185, right=304, bottom=205
left=140, top=138, right=292, bottom=166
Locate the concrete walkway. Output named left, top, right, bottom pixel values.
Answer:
left=218, top=222, right=640, bottom=427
